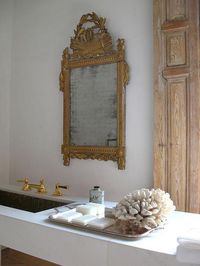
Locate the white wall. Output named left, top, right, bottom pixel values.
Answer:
left=8, top=0, right=153, bottom=201
left=0, top=0, right=13, bottom=184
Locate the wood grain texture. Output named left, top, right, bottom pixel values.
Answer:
left=153, top=0, right=168, bottom=190
left=166, top=32, right=186, bottom=66
left=153, top=0, right=200, bottom=212
left=166, top=0, right=187, bottom=21
left=167, top=80, right=187, bottom=210
left=186, top=0, right=200, bottom=213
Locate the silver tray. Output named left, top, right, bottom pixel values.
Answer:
left=48, top=207, right=157, bottom=240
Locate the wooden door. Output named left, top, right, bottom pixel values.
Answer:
left=153, top=0, right=200, bottom=212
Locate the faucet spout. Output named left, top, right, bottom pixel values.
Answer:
left=29, top=178, right=47, bottom=193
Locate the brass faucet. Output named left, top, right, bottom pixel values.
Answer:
left=52, top=183, right=68, bottom=196
left=29, top=178, right=47, bottom=193
left=17, top=177, right=31, bottom=191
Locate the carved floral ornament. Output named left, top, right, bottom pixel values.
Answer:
left=59, top=12, right=129, bottom=169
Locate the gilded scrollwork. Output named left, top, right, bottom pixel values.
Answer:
left=59, top=48, right=69, bottom=91
left=117, top=147, right=125, bottom=170
left=60, top=12, right=129, bottom=169
left=123, top=62, right=129, bottom=87
left=59, top=72, right=64, bottom=92
left=117, top=39, right=125, bottom=52
left=70, top=12, right=113, bottom=58
left=70, top=153, right=118, bottom=162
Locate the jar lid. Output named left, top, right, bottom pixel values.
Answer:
left=94, top=186, right=100, bottom=189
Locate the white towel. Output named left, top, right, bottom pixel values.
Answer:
left=176, top=228, right=200, bottom=264
left=177, top=228, right=200, bottom=249
left=176, top=245, right=200, bottom=264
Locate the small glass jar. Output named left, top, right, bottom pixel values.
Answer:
left=89, top=186, right=104, bottom=204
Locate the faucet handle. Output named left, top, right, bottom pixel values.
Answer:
left=52, top=183, right=68, bottom=196
left=38, top=178, right=47, bottom=193
left=17, top=177, right=31, bottom=191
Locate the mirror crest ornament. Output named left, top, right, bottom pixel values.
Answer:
left=59, top=12, right=129, bottom=169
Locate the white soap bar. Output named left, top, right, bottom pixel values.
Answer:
left=76, top=205, right=97, bottom=216
left=50, top=209, right=75, bottom=219
left=87, top=218, right=115, bottom=229
left=51, top=210, right=83, bottom=223
left=71, top=215, right=97, bottom=226
left=87, top=203, right=105, bottom=217
left=59, top=212, right=83, bottom=222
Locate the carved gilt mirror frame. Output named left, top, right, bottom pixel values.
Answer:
left=59, top=12, right=129, bottom=169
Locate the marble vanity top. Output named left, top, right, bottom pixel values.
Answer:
left=0, top=184, right=199, bottom=266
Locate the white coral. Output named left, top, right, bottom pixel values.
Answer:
left=113, top=188, right=175, bottom=230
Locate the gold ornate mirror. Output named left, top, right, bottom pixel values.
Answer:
left=59, top=12, right=129, bottom=169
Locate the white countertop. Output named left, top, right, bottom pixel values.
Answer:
left=0, top=185, right=199, bottom=266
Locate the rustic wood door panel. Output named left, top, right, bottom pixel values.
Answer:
left=153, top=0, right=200, bottom=212
left=167, top=79, right=187, bottom=210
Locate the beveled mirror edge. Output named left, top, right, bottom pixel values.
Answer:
left=59, top=12, right=129, bottom=170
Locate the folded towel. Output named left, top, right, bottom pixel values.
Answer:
left=177, top=228, right=200, bottom=249
left=176, top=228, right=200, bottom=264
left=176, top=245, right=200, bottom=264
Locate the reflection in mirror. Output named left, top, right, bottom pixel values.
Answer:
left=59, top=12, right=129, bottom=169
left=70, top=63, right=117, bottom=146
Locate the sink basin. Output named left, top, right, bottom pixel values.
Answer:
left=0, top=190, right=73, bottom=213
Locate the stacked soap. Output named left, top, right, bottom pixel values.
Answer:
left=71, top=215, right=97, bottom=226
left=87, top=203, right=105, bottom=218
left=50, top=209, right=82, bottom=223
left=76, top=203, right=105, bottom=218
left=76, top=204, right=97, bottom=216
left=50, top=202, right=107, bottom=228
left=87, top=217, right=115, bottom=229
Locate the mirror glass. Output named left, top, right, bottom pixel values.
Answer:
left=70, top=63, right=117, bottom=146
